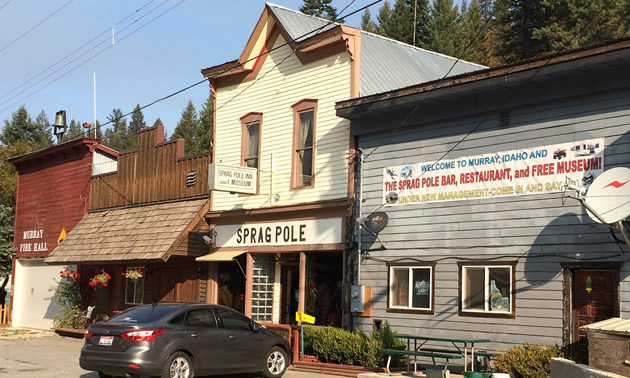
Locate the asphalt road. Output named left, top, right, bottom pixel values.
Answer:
left=0, top=333, right=338, bottom=378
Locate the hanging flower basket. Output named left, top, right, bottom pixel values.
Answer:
left=59, top=268, right=80, bottom=282
left=88, top=271, right=110, bottom=290
left=122, top=268, right=143, bottom=280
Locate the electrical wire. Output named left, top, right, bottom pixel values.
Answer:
left=64, top=0, right=383, bottom=137
left=0, top=0, right=11, bottom=13
left=0, top=0, right=75, bottom=55
left=357, top=0, right=617, bottom=222
left=0, top=0, right=158, bottom=102
left=0, top=0, right=183, bottom=115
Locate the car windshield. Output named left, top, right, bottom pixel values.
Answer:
left=108, top=306, right=178, bottom=323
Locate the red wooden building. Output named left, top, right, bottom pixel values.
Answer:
left=9, top=138, right=117, bottom=329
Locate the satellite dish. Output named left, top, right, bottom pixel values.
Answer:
left=584, top=167, right=630, bottom=224
left=364, top=212, right=388, bottom=234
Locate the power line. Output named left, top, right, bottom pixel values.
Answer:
left=360, top=0, right=616, bottom=218
left=77, top=0, right=383, bottom=136
left=0, top=0, right=157, bottom=102
left=0, top=0, right=12, bottom=13
left=0, top=0, right=184, bottom=115
left=0, top=0, right=75, bottom=55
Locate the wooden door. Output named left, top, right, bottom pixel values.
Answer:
left=572, top=269, right=618, bottom=362
left=280, top=264, right=299, bottom=324
left=157, top=266, right=199, bottom=303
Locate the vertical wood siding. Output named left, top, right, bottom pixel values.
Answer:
left=89, top=126, right=210, bottom=210
left=213, top=34, right=352, bottom=211
left=13, top=146, right=93, bottom=259
left=355, top=78, right=630, bottom=350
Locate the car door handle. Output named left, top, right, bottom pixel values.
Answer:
left=228, top=335, right=237, bottom=339
left=190, top=333, right=200, bottom=338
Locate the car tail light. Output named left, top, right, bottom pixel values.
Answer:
left=120, top=329, right=164, bottom=342
left=84, top=329, right=93, bottom=339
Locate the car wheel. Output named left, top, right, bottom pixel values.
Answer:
left=161, top=351, right=194, bottom=378
left=263, top=346, right=288, bottom=378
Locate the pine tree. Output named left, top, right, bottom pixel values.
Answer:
left=377, top=0, right=393, bottom=36
left=0, top=204, right=15, bottom=306
left=408, top=0, right=431, bottom=47
left=34, top=111, right=53, bottom=145
left=1, top=106, right=53, bottom=149
left=425, top=0, right=461, bottom=57
left=171, top=100, right=199, bottom=156
left=384, top=0, right=414, bottom=44
left=62, top=119, right=83, bottom=142
left=300, top=0, right=340, bottom=21
left=128, top=104, right=147, bottom=149
left=153, top=117, right=163, bottom=127
left=460, top=0, right=488, bottom=64
left=491, top=0, right=548, bottom=64
left=361, top=8, right=378, bottom=32
left=195, top=95, right=214, bottom=155
left=103, top=108, right=129, bottom=152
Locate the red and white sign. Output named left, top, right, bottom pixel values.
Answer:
left=383, top=138, right=605, bottom=205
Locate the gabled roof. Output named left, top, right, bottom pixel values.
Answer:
left=201, top=3, right=485, bottom=97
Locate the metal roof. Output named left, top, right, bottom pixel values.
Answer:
left=266, top=3, right=485, bottom=96
left=580, top=317, right=630, bottom=337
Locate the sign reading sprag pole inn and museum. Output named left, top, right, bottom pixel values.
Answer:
left=208, top=163, right=258, bottom=194
left=383, top=138, right=605, bottom=205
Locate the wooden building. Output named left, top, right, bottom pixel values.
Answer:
left=45, top=126, right=212, bottom=317
left=9, top=138, right=117, bottom=329
left=336, top=39, right=630, bottom=360
left=198, top=4, right=482, bottom=326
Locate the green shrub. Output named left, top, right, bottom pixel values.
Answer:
left=372, top=322, right=407, bottom=366
left=494, top=343, right=564, bottom=378
left=302, top=322, right=406, bottom=367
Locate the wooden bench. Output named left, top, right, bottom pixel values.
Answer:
left=378, top=348, right=462, bottom=375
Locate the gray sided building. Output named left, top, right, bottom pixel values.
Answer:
left=336, top=39, right=630, bottom=360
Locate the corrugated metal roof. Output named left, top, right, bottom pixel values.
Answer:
left=580, top=317, right=630, bottom=337
left=267, top=3, right=336, bottom=42
left=266, top=3, right=485, bottom=96
left=360, top=32, right=484, bottom=96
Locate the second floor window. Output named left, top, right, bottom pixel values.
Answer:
left=292, top=99, right=317, bottom=188
left=240, top=113, right=262, bottom=170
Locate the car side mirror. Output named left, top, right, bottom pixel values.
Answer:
left=252, top=323, right=261, bottom=332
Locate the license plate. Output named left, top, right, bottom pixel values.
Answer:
left=99, top=336, right=113, bottom=346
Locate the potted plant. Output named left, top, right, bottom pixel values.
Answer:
left=59, top=268, right=80, bottom=282
left=122, top=268, right=143, bottom=280
left=88, top=271, right=110, bottom=290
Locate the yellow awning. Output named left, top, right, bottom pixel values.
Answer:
left=195, top=250, right=245, bottom=262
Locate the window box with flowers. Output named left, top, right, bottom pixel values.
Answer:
left=88, top=271, right=111, bottom=290
left=124, top=267, right=144, bottom=305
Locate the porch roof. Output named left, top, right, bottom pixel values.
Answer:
left=44, top=198, right=209, bottom=264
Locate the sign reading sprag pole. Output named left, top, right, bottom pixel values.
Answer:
left=383, top=139, right=604, bottom=205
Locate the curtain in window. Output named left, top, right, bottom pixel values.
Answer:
left=246, top=122, right=259, bottom=168
left=296, top=111, right=313, bottom=186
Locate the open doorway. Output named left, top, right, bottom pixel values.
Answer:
left=307, top=252, right=343, bottom=327
left=218, top=255, right=246, bottom=313
left=280, top=263, right=299, bottom=324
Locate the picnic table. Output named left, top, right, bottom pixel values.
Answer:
left=393, top=334, right=491, bottom=372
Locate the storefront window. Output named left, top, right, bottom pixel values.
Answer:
left=388, top=265, right=432, bottom=311
left=252, top=255, right=274, bottom=322
left=461, top=264, right=512, bottom=314
left=125, top=267, right=144, bottom=305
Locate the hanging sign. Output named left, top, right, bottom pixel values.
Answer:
left=383, top=138, right=604, bottom=205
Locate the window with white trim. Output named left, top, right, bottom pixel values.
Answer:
left=461, top=264, right=512, bottom=313
left=124, top=267, right=144, bottom=305
left=388, top=265, right=432, bottom=311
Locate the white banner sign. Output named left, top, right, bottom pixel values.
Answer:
left=383, top=138, right=604, bottom=205
left=215, top=218, right=343, bottom=247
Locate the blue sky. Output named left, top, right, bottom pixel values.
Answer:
left=0, top=0, right=369, bottom=138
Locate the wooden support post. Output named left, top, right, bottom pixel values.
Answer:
left=298, top=252, right=306, bottom=314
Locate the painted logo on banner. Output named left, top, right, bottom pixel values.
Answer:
left=383, top=138, right=604, bottom=205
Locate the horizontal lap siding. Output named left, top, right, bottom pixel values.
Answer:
left=213, top=35, right=351, bottom=211
left=355, top=82, right=630, bottom=350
